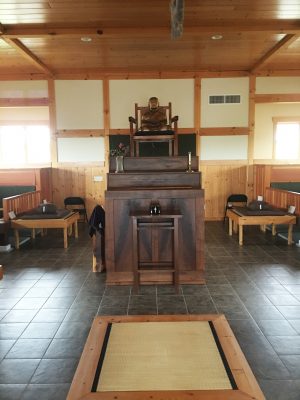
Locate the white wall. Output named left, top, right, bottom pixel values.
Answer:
left=256, top=77, right=300, bottom=94
left=57, top=137, right=105, bottom=162
left=55, top=80, right=103, bottom=129
left=200, top=136, right=248, bottom=160
left=0, top=107, right=49, bottom=121
left=201, top=77, right=249, bottom=127
left=109, top=79, right=194, bottom=128
left=0, top=81, right=48, bottom=98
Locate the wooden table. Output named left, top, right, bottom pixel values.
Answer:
left=226, top=208, right=296, bottom=245
left=11, top=212, right=79, bottom=249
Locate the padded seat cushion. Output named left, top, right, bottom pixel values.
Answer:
left=135, top=129, right=174, bottom=136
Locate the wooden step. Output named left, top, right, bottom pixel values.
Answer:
left=107, top=171, right=201, bottom=189
left=109, top=156, right=198, bottom=172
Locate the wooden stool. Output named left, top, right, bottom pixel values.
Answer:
left=131, top=211, right=182, bottom=294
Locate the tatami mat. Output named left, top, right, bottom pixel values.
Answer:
left=97, top=321, right=233, bottom=392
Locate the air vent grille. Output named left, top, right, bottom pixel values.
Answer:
left=225, top=95, right=241, bottom=104
left=209, top=95, right=241, bottom=104
left=209, top=95, right=224, bottom=104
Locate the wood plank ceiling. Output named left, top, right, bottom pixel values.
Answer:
left=0, top=0, right=300, bottom=77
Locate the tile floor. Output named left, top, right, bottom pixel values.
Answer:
left=0, top=222, right=300, bottom=400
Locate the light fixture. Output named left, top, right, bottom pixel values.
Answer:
left=81, top=37, right=92, bottom=42
left=211, top=34, right=223, bottom=40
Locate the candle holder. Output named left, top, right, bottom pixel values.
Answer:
left=186, top=151, right=194, bottom=173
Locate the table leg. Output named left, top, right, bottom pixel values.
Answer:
left=233, top=221, right=238, bottom=234
left=63, top=228, right=68, bottom=249
left=32, top=228, right=35, bottom=239
left=14, top=229, right=20, bottom=250
left=238, top=225, right=243, bottom=245
left=272, top=224, right=276, bottom=236
left=173, top=218, right=180, bottom=294
left=260, top=224, right=266, bottom=232
left=68, top=225, right=72, bottom=236
left=132, top=217, right=139, bottom=294
left=228, top=218, right=233, bottom=236
left=74, top=220, right=78, bottom=238
left=168, top=140, right=172, bottom=156
left=288, top=224, right=293, bottom=245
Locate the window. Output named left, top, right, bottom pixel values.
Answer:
left=0, top=125, right=50, bottom=167
left=274, top=120, right=300, bottom=160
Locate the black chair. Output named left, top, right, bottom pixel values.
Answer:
left=64, top=197, right=88, bottom=223
left=224, top=194, right=248, bottom=222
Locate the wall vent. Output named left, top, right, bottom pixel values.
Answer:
left=209, top=95, right=241, bottom=104
left=225, top=95, right=241, bottom=104
left=209, top=95, right=224, bottom=104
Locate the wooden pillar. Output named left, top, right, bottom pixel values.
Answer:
left=103, top=78, right=110, bottom=184
left=48, top=79, right=58, bottom=168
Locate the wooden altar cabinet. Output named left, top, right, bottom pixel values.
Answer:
left=105, top=156, right=205, bottom=286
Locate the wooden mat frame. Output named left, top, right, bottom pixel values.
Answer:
left=67, top=314, right=265, bottom=400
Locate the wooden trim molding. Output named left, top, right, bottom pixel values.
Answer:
left=56, top=129, right=105, bottom=137
left=255, top=94, right=300, bottom=103
left=0, top=98, right=49, bottom=107
left=199, top=127, right=249, bottom=136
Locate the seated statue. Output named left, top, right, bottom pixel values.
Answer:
left=128, top=97, right=178, bottom=156
left=140, top=97, right=168, bottom=131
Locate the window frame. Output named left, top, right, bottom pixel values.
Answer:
left=0, top=120, right=51, bottom=168
left=272, top=117, right=300, bottom=161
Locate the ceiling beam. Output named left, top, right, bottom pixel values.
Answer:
left=1, top=38, right=54, bottom=77
left=250, top=34, right=298, bottom=73
left=1, top=20, right=300, bottom=38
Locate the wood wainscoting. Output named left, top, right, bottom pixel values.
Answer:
left=200, top=162, right=250, bottom=221
left=51, top=166, right=106, bottom=218
left=50, top=163, right=251, bottom=221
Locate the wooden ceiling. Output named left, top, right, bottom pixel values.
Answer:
left=0, top=0, right=300, bottom=78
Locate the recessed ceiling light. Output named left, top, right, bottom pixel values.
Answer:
left=211, top=34, right=223, bottom=40
left=81, top=37, right=92, bottom=42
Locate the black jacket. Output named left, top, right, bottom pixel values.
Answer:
left=88, top=205, right=105, bottom=237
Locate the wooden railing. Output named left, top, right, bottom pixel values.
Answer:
left=2, top=191, right=41, bottom=222
left=265, top=187, right=300, bottom=216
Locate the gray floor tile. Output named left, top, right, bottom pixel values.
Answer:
left=13, top=298, right=47, bottom=310
left=0, top=340, right=16, bottom=359
left=44, top=338, right=86, bottom=358
left=42, top=297, right=75, bottom=309
left=256, top=319, right=298, bottom=336
left=128, top=295, right=157, bottom=315
left=20, top=384, right=70, bottom=400
left=0, top=384, right=26, bottom=400
left=0, top=359, right=40, bottom=383
left=21, top=323, right=60, bottom=339
left=0, top=222, right=300, bottom=399
left=267, top=336, right=300, bottom=355
left=31, top=359, right=79, bottom=384
left=0, top=323, right=28, bottom=340
left=32, top=309, right=68, bottom=323
left=259, top=379, right=300, bottom=400
left=5, top=338, right=51, bottom=359
left=54, top=321, right=91, bottom=340
left=1, top=310, right=38, bottom=323
left=276, top=306, right=300, bottom=319
left=157, top=295, right=187, bottom=314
